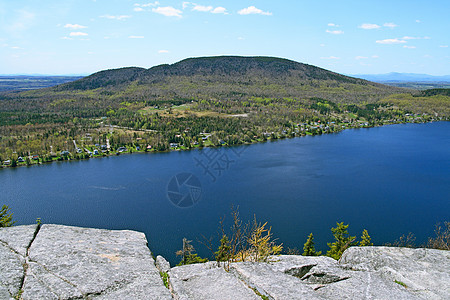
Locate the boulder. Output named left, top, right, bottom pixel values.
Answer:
left=340, top=246, right=450, bottom=299
left=1, top=224, right=172, bottom=299
left=156, top=255, right=171, bottom=273
left=169, top=262, right=260, bottom=300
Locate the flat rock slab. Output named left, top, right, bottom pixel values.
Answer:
left=169, top=262, right=260, bottom=300
left=0, top=224, right=38, bottom=299
left=340, top=246, right=450, bottom=299
left=1, top=225, right=449, bottom=300
left=19, top=224, right=171, bottom=299
left=231, top=261, right=324, bottom=300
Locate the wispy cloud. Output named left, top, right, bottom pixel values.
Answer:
left=376, top=38, right=406, bottom=44
left=182, top=2, right=228, bottom=14
left=134, top=1, right=160, bottom=11
left=135, top=1, right=160, bottom=7
left=327, top=23, right=339, bottom=27
left=158, top=49, right=169, bottom=53
left=101, top=15, right=131, bottom=20
left=192, top=5, right=213, bottom=12
left=182, top=2, right=190, bottom=9
left=69, top=32, right=88, bottom=37
left=152, top=6, right=182, bottom=17
left=64, top=24, right=87, bottom=29
left=355, top=56, right=368, bottom=60
left=129, top=35, right=144, bottom=39
left=359, top=23, right=380, bottom=29
left=211, top=7, right=227, bottom=14
left=326, top=29, right=344, bottom=35
left=383, top=22, right=397, bottom=28
left=440, top=45, right=448, bottom=48
left=238, top=6, right=272, bottom=16
left=402, top=36, right=430, bottom=40
left=403, top=45, right=416, bottom=49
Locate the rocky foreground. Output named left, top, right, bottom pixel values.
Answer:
left=0, top=225, right=449, bottom=299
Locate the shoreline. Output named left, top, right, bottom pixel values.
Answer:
left=1, top=119, right=447, bottom=170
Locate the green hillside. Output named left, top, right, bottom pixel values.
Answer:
left=0, top=56, right=448, bottom=165
left=12, top=56, right=406, bottom=112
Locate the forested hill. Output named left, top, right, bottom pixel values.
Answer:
left=60, top=56, right=369, bottom=90
left=21, top=56, right=406, bottom=106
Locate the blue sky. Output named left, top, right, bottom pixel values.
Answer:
left=1, top=0, right=449, bottom=75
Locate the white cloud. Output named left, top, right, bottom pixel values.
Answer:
left=11, top=46, right=22, bottom=50
left=355, top=56, right=368, bottom=60
left=129, top=35, right=144, bottom=39
left=182, top=2, right=191, bottom=9
left=101, top=15, right=131, bottom=20
left=359, top=23, right=380, bottom=29
left=152, top=7, right=182, bottom=17
left=372, top=55, right=379, bottom=58
left=70, top=32, right=88, bottom=36
left=61, top=37, right=73, bottom=40
left=320, top=44, right=325, bottom=47
left=158, top=50, right=169, bottom=53
left=326, top=29, right=344, bottom=35
left=193, top=5, right=213, bottom=12
left=402, top=36, right=430, bottom=40
left=321, top=56, right=340, bottom=59
left=140, top=2, right=160, bottom=7
left=440, top=45, right=448, bottom=48
left=134, top=7, right=144, bottom=12
left=64, top=24, right=87, bottom=29
left=327, top=23, right=339, bottom=27
left=376, top=38, right=406, bottom=44
left=403, top=45, right=416, bottom=49
left=238, top=37, right=245, bottom=40
left=238, top=6, right=272, bottom=16
left=211, top=7, right=227, bottom=14
left=383, top=22, right=397, bottom=28
left=415, top=20, right=421, bottom=23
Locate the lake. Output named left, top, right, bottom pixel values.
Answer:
left=1, top=122, right=449, bottom=264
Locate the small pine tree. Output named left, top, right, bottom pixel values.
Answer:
left=359, top=229, right=373, bottom=246
left=0, top=205, right=15, bottom=227
left=215, top=235, right=231, bottom=262
left=302, top=233, right=322, bottom=256
left=176, top=238, right=208, bottom=266
left=326, top=222, right=356, bottom=260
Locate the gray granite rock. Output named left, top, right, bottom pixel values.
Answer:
left=0, top=225, right=38, bottom=299
left=340, top=246, right=450, bottom=299
left=169, top=262, right=259, bottom=300
left=231, top=261, right=324, bottom=299
left=0, top=224, right=38, bottom=256
left=1, top=225, right=449, bottom=300
left=156, top=255, right=171, bottom=273
left=24, top=224, right=172, bottom=299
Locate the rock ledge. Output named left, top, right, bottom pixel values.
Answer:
left=1, top=225, right=448, bottom=299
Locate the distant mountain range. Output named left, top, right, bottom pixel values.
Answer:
left=350, top=73, right=450, bottom=83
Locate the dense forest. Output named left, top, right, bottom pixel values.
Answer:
left=0, top=56, right=449, bottom=166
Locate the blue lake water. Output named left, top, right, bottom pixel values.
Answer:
left=1, top=122, right=449, bottom=264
